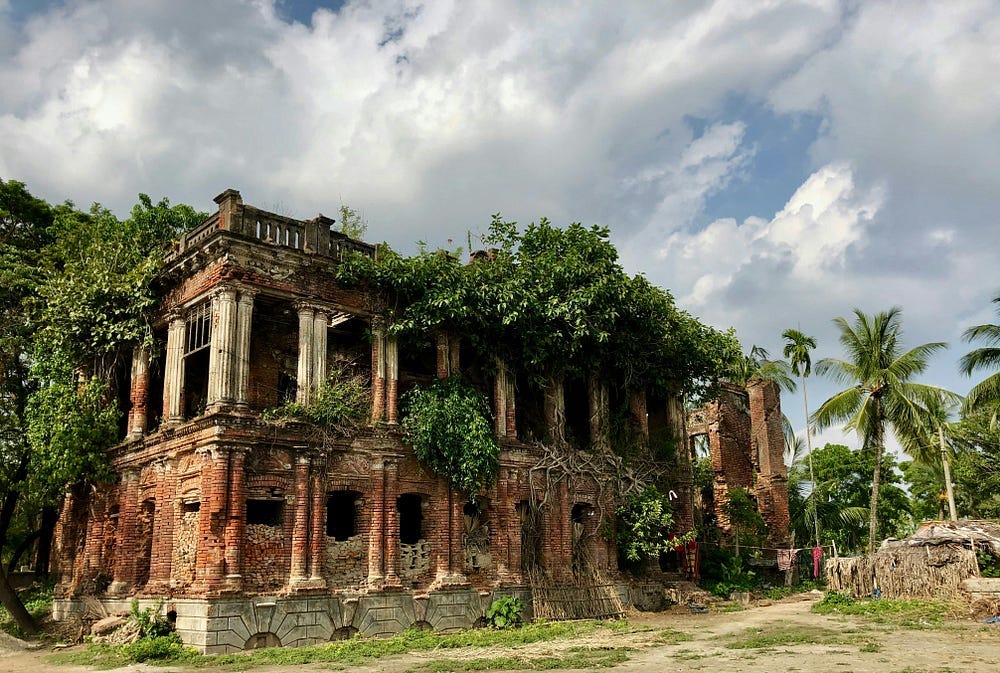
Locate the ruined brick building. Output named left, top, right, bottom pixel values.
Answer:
left=51, top=190, right=789, bottom=653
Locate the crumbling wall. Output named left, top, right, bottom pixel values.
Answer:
left=687, top=379, right=790, bottom=546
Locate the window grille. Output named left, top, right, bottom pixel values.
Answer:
left=184, top=302, right=212, bottom=355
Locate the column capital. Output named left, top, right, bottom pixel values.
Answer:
left=166, top=309, right=185, bottom=326
left=211, top=283, right=239, bottom=301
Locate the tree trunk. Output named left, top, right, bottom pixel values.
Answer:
left=867, top=402, right=884, bottom=555
left=802, top=374, right=820, bottom=548
left=6, top=529, right=40, bottom=573
left=939, top=425, right=958, bottom=522
left=0, top=568, right=38, bottom=635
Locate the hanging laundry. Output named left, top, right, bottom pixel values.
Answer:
left=777, top=549, right=795, bottom=571
left=812, top=546, right=824, bottom=578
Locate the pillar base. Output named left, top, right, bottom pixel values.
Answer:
left=290, top=577, right=327, bottom=592
left=223, top=574, right=243, bottom=592
left=107, top=580, right=131, bottom=595
left=429, top=572, right=469, bottom=590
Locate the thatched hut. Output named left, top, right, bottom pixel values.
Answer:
left=825, top=520, right=1000, bottom=609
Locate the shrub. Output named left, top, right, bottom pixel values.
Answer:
left=485, top=597, right=524, bottom=629
left=402, top=376, right=499, bottom=495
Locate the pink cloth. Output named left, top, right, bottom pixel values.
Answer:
left=812, top=546, right=823, bottom=578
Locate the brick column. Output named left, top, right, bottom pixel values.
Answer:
left=371, top=319, right=386, bottom=424
left=386, top=335, right=399, bottom=424
left=224, top=448, right=246, bottom=588
left=233, top=289, right=256, bottom=406
left=748, top=379, right=791, bottom=547
left=435, top=331, right=450, bottom=379
left=309, top=464, right=326, bottom=583
left=449, top=334, right=460, bottom=375
left=667, top=393, right=695, bottom=533
left=195, top=449, right=227, bottom=590
left=127, top=345, right=151, bottom=437
left=208, top=286, right=238, bottom=407
left=290, top=455, right=311, bottom=583
left=163, top=311, right=185, bottom=423
left=629, top=389, right=649, bottom=447
left=588, top=375, right=610, bottom=452
left=496, top=468, right=515, bottom=583
left=448, top=490, right=466, bottom=578
left=149, top=459, right=178, bottom=589
left=296, top=305, right=315, bottom=405
left=110, top=469, right=140, bottom=593
left=494, top=358, right=508, bottom=438
left=366, top=458, right=386, bottom=585
left=383, top=459, right=401, bottom=585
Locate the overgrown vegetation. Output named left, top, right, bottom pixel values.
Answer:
left=262, top=363, right=370, bottom=436
left=811, top=591, right=952, bottom=626
left=53, top=620, right=610, bottom=669
left=0, top=582, right=51, bottom=639
left=610, top=486, right=690, bottom=571
left=401, top=376, right=499, bottom=495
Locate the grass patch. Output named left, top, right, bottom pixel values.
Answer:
left=717, top=603, right=745, bottom=613
left=0, top=582, right=53, bottom=640
left=52, top=620, right=610, bottom=669
left=859, top=641, right=881, bottom=653
left=762, top=580, right=824, bottom=601
left=658, top=628, right=694, bottom=644
left=723, top=623, right=862, bottom=650
left=811, top=592, right=952, bottom=626
left=52, top=635, right=200, bottom=669
left=420, top=647, right=629, bottom=671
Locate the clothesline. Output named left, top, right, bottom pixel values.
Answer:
left=694, top=540, right=834, bottom=553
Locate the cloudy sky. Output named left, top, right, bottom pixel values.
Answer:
left=2, top=0, right=998, bottom=451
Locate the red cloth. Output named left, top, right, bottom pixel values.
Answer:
left=812, top=546, right=823, bottom=578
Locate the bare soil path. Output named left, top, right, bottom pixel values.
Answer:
left=2, top=594, right=998, bottom=673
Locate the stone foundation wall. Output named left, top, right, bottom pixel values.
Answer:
left=54, top=586, right=540, bottom=654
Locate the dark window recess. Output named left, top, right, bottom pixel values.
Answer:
left=277, top=371, right=297, bottom=405
left=182, top=501, right=200, bottom=514
left=397, top=493, right=423, bottom=544
left=327, top=491, right=360, bottom=540
left=246, top=499, right=283, bottom=526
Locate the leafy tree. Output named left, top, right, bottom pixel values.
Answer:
left=338, top=204, right=368, bottom=240
left=960, top=293, right=1000, bottom=424
left=0, top=182, right=203, bottom=633
left=947, top=412, right=1000, bottom=518
left=793, top=443, right=908, bottom=554
left=611, top=485, right=686, bottom=570
left=813, top=308, right=948, bottom=553
left=895, top=389, right=961, bottom=521
left=782, top=328, right=820, bottom=546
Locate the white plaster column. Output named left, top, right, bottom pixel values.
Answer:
left=163, top=312, right=185, bottom=423
left=233, top=289, right=256, bottom=406
left=208, top=286, right=239, bottom=406
left=370, top=318, right=386, bottom=423
left=312, top=309, right=328, bottom=392
left=296, top=304, right=315, bottom=405
left=386, top=334, right=399, bottom=423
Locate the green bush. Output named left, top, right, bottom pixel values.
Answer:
left=485, top=596, right=524, bottom=629
left=120, top=633, right=188, bottom=662
left=402, top=376, right=499, bottom=495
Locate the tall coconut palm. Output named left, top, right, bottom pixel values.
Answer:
left=782, top=328, right=820, bottom=547
left=896, top=389, right=962, bottom=521
left=960, top=293, right=1000, bottom=425
left=813, top=308, right=949, bottom=553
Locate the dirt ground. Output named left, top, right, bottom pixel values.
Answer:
left=2, top=593, right=998, bottom=673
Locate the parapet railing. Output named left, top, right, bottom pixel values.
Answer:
left=169, top=207, right=375, bottom=260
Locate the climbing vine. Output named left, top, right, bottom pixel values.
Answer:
left=401, top=376, right=499, bottom=496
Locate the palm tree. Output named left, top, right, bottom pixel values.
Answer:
left=729, top=345, right=796, bottom=392
left=813, top=308, right=948, bottom=553
left=896, top=389, right=962, bottom=521
left=960, top=293, right=1000, bottom=425
left=782, top=328, right=820, bottom=547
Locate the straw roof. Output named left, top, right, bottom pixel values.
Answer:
left=905, top=520, right=1000, bottom=555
